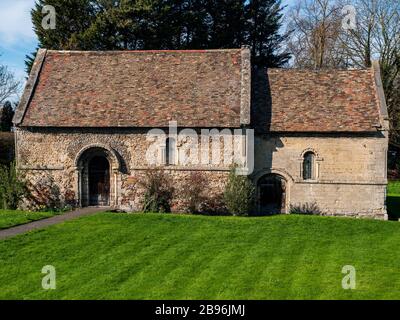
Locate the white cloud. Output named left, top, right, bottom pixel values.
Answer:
left=0, top=0, right=36, bottom=45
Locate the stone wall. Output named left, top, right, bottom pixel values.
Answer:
left=15, top=127, right=231, bottom=212
left=253, top=133, right=388, bottom=219
left=16, top=127, right=388, bottom=218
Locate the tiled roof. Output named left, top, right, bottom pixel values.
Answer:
left=17, top=49, right=249, bottom=128
left=15, top=49, right=386, bottom=132
left=252, top=67, right=385, bottom=132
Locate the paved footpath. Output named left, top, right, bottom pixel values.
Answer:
left=0, top=207, right=111, bottom=240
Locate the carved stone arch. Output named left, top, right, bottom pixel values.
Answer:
left=253, top=168, right=292, bottom=215
left=299, top=148, right=323, bottom=181
left=74, top=143, right=121, bottom=171
left=299, top=147, right=322, bottom=160
left=253, top=168, right=294, bottom=184
left=74, top=144, right=122, bottom=208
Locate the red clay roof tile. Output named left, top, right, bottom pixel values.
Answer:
left=17, top=49, right=383, bottom=132
left=252, top=68, right=382, bottom=132
left=22, top=49, right=244, bottom=128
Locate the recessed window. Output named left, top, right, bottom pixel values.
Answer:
left=165, top=137, right=176, bottom=166
left=303, top=151, right=315, bottom=180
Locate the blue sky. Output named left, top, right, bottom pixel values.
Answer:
left=0, top=0, right=293, bottom=99
left=0, top=0, right=37, bottom=85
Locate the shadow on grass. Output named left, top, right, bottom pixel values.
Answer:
left=387, top=195, right=400, bottom=221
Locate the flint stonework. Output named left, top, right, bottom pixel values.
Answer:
left=13, top=48, right=389, bottom=219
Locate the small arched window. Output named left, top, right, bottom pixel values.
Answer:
left=303, top=151, right=315, bottom=180
left=165, top=138, right=176, bottom=166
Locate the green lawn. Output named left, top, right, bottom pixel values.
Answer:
left=387, top=181, right=400, bottom=220
left=0, top=210, right=57, bottom=230
left=0, top=213, right=400, bottom=300
left=388, top=180, right=400, bottom=195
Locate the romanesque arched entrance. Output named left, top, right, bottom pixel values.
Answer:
left=88, top=156, right=110, bottom=206
left=257, top=174, right=287, bottom=215
left=75, top=145, right=121, bottom=207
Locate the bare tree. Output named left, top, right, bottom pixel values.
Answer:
left=392, top=75, right=400, bottom=141
left=287, top=0, right=400, bottom=143
left=340, top=0, right=399, bottom=68
left=0, top=58, right=21, bottom=105
left=339, top=0, right=376, bottom=68
left=286, top=0, right=347, bottom=69
left=340, top=0, right=400, bottom=140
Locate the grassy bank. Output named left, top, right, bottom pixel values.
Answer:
left=0, top=210, right=57, bottom=230
left=0, top=213, right=399, bottom=300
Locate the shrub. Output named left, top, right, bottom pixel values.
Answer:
left=0, top=161, right=27, bottom=210
left=25, top=174, right=64, bottom=211
left=139, top=169, right=174, bottom=213
left=25, top=174, right=75, bottom=212
left=0, top=102, right=15, bottom=132
left=290, top=202, right=323, bottom=215
left=0, top=132, right=14, bottom=165
left=199, top=194, right=229, bottom=216
left=181, top=172, right=208, bottom=214
left=223, top=167, right=255, bottom=216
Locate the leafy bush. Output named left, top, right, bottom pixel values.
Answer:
left=0, top=102, right=15, bottom=132
left=181, top=172, right=208, bottom=214
left=290, top=202, right=323, bottom=215
left=139, top=169, right=174, bottom=213
left=25, top=174, right=62, bottom=211
left=199, top=194, right=229, bottom=216
left=24, top=172, right=76, bottom=212
left=223, top=167, right=255, bottom=216
left=0, top=161, right=27, bottom=210
left=0, top=132, right=14, bottom=165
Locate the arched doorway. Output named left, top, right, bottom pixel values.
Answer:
left=75, top=146, right=120, bottom=207
left=257, top=174, right=286, bottom=215
left=88, top=156, right=110, bottom=206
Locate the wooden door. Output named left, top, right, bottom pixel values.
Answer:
left=89, top=156, right=110, bottom=206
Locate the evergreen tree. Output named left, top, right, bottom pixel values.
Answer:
left=26, top=0, right=96, bottom=72
left=205, top=0, right=246, bottom=49
left=0, top=101, right=15, bottom=132
left=245, top=0, right=290, bottom=67
left=26, top=0, right=289, bottom=73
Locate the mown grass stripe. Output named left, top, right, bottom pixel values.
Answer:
left=0, top=213, right=400, bottom=300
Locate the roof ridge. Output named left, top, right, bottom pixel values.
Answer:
left=266, top=67, right=372, bottom=72
left=13, top=49, right=47, bottom=126
left=45, top=48, right=242, bottom=54
left=16, top=47, right=245, bottom=128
